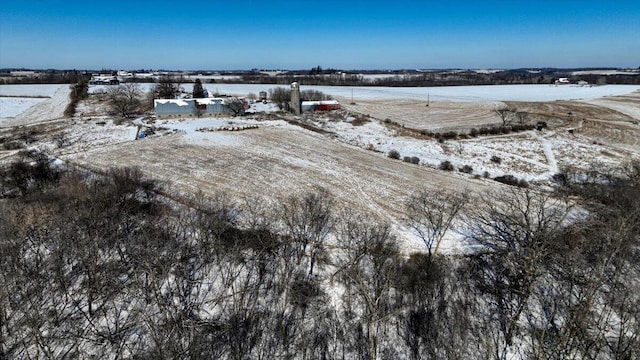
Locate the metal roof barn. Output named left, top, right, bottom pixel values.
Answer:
left=154, top=98, right=229, bottom=116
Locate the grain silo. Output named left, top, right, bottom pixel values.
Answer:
left=290, top=82, right=301, bottom=115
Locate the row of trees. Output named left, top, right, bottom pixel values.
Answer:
left=0, top=70, right=89, bottom=85
left=233, top=71, right=640, bottom=87
left=268, top=87, right=332, bottom=106
left=1, top=153, right=638, bottom=359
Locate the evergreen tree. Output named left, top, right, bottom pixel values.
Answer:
left=193, top=78, right=205, bottom=98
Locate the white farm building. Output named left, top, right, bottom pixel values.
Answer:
left=154, top=98, right=230, bottom=116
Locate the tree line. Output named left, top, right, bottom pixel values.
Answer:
left=1, top=152, right=638, bottom=359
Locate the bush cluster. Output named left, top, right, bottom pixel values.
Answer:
left=403, top=156, right=420, bottom=165
left=493, top=174, right=529, bottom=188
left=459, top=165, right=473, bottom=174
left=439, top=160, right=454, bottom=171
left=64, top=78, right=89, bottom=117
left=388, top=149, right=401, bottom=159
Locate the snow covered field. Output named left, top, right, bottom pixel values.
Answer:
left=0, top=97, right=46, bottom=118
left=0, top=84, right=64, bottom=98
left=314, top=84, right=640, bottom=102
left=88, top=83, right=640, bottom=102
left=0, top=84, right=70, bottom=125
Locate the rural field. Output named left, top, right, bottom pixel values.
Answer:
left=2, top=81, right=640, bottom=359
left=1, top=83, right=640, bottom=253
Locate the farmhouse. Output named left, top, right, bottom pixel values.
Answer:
left=89, top=75, right=120, bottom=85
left=301, top=100, right=341, bottom=112
left=154, top=98, right=229, bottom=116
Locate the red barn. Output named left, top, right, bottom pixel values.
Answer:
left=301, top=100, right=340, bottom=112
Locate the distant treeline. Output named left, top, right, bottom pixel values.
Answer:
left=232, top=69, right=640, bottom=86
left=2, top=68, right=640, bottom=86
left=0, top=70, right=89, bottom=84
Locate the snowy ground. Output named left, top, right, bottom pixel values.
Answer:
left=0, top=84, right=64, bottom=98
left=2, top=84, right=639, bottom=255
left=0, top=97, right=47, bottom=119
left=0, top=84, right=71, bottom=126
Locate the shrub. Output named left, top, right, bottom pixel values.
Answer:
left=411, top=156, right=420, bottom=165
left=419, top=130, right=434, bottom=137
left=483, top=171, right=490, bottom=178
left=469, top=128, right=479, bottom=137
left=552, top=172, right=568, bottom=186
left=403, top=156, right=412, bottom=163
left=478, top=127, right=489, bottom=135
left=441, top=131, right=458, bottom=140
left=388, top=149, right=401, bottom=159
left=2, top=141, right=24, bottom=150
left=493, top=174, right=528, bottom=187
left=351, top=116, right=370, bottom=126
left=18, top=130, right=38, bottom=144
left=0, top=151, right=61, bottom=197
left=459, top=165, right=473, bottom=174
left=490, top=155, right=502, bottom=164
left=52, top=132, right=70, bottom=148
left=439, top=160, right=454, bottom=171
left=494, top=175, right=519, bottom=186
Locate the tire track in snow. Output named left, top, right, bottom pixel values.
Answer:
left=531, top=131, right=558, bottom=176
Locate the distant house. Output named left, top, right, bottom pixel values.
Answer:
left=89, top=75, right=120, bottom=85
left=154, top=98, right=229, bottom=116
left=301, top=100, right=341, bottom=112
left=555, top=77, right=570, bottom=85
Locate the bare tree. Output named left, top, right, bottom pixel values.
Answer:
left=464, top=188, right=573, bottom=359
left=495, top=106, right=516, bottom=127
left=398, top=253, right=476, bottom=360
left=334, top=214, right=403, bottom=360
left=225, top=98, right=246, bottom=116
left=280, top=192, right=333, bottom=276
left=107, top=83, right=141, bottom=118
left=515, top=111, right=529, bottom=125
left=268, top=87, right=291, bottom=105
left=153, top=75, right=182, bottom=99
left=405, top=189, right=468, bottom=256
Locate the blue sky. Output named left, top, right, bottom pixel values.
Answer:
left=1, top=0, right=638, bottom=70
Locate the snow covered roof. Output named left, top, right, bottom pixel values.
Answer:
left=194, top=98, right=223, bottom=105
left=155, top=99, right=190, bottom=106
left=154, top=98, right=225, bottom=107
left=301, top=100, right=340, bottom=105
